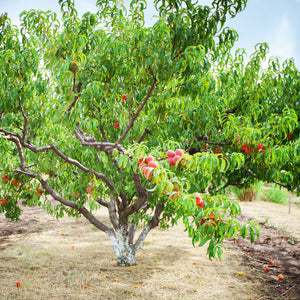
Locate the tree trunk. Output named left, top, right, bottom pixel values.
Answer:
left=108, top=226, right=137, bottom=266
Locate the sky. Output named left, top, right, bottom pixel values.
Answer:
left=1, top=0, right=300, bottom=69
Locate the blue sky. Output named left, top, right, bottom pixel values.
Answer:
left=1, top=0, right=300, bottom=68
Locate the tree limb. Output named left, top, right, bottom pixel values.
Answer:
left=40, top=179, right=113, bottom=233
left=117, top=65, right=157, bottom=144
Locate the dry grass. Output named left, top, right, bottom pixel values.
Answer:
left=1, top=203, right=296, bottom=300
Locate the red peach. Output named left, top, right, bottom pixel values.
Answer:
left=143, top=167, right=153, bottom=179
left=166, top=150, right=175, bottom=158
left=122, top=94, right=127, bottom=101
left=194, top=194, right=204, bottom=208
left=145, top=156, right=154, bottom=163
left=241, top=143, right=247, bottom=151
left=169, top=158, right=175, bottom=167
left=175, top=149, right=184, bottom=157
left=148, top=161, right=158, bottom=168
left=139, top=162, right=147, bottom=171
left=172, top=155, right=181, bottom=165
left=170, top=193, right=179, bottom=200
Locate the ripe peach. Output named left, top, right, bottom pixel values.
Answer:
left=170, top=193, right=179, bottom=200
left=175, top=149, right=184, bottom=157
left=143, top=167, right=153, bottom=179
left=172, top=155, right=181, bottom=165
left=166, top=150, right=175, bottom=158
left=145, top=156, right=154, bottom=163
left=169, top=158, right=175, bottom=167
left=148, top=161, right=158, bottom=168
left=139, top=162, right=147, bottom=171
left=194, top=193, right=204, bottom=208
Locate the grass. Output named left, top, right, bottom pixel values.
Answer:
left=227, top=181, right=300, bottom=207
left=0, top=207, right=266, bottom=300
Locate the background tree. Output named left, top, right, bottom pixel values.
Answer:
left=0, top=0, right=298, bottom=266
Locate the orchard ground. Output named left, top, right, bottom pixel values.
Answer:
left=0, top=199, right=299, bottom=299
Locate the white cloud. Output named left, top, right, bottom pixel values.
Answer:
left=268, top=14, right=298, bottom=64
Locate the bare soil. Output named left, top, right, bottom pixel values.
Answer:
left=0, top=200, right=299, bottom=300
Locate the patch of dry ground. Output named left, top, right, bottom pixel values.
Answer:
left=0, top=200, right=299, bottom=299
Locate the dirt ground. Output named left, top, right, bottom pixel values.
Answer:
left=0, top=200, right=299, bottom=300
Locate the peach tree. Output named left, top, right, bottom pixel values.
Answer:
left=0, top=0, right=299, bottom=266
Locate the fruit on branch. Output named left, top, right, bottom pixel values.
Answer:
left=143, top=167, right=154, bottom=179
left=2, top=174, right=9, bottom=181
left=215, top=147, right=223, bottom=153
left=175, top=149, right=184, bottom=157
left=74, top=193, right=79, bottom=197
left=241, top=143, right=247, bottom=151
left=1, top=198, right=7, bottom=206
left=148, top=161, right=158, bottom=168
left=200, top=219, right=206, bottom=225
left=139, top=162, right=147, bottom=172
left=70, top=62, right=78, bottom=71
left=209, top=213, right=215, bottom=219
left=194, top=193, right=204, bottom=208
left=145, top=156, right=154, bottom=163
left=122, top=94, right=127, bottom=101
left=37, top=188, right=42, bottom=195
left=286, top=133, right=292, bottom=139
left=12, top=179, right=19, bottom=186
left=166, top=150, right=175, bottom=158
left=170, top=181, right=180, bottom=200
left=114, top=122, right=120, bottom=128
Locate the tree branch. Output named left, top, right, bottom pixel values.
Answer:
left=133, top=203, right=164, bottom=253
left=40, top=179, right=113, bottom=233
left=117, top=65, right=157, bottom=144
left=67, top=81, right=82, bottom=112
left=18, top=97, right=28, bottom=141
left=1, top=128, right=115, bottom=191
left=74, top=123, right=126, bottom=154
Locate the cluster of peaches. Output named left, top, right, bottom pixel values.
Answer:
left=137, top=151, right=204, bottom=208
left=238, top=141, right=265, bottom=154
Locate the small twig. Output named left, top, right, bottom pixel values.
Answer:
left=138, top=128, right=150, bottom=143
left=67, top=81, right=82, bottom=112
left=18, top=97, right=28, bottom=141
